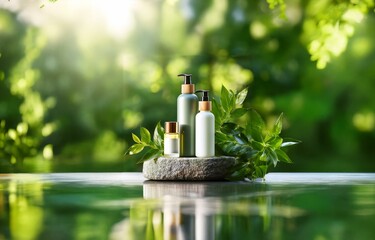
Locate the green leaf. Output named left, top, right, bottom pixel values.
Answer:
left=153, top=122, right=164, bottom=148
left=265, top=148, right=278, bottom=167
left=234, top=134, right=247, bottom=144
left=140, top=127, right=151, bottom=145
left=246, top=109, right=265, bottom=142
left=229, top=89, right=236, bottom=110
left=212, top=97, right=224, bottom=128
left=250, top=109, right=265, bottom=129
left=216, top=134, right=254, bottom=158
left=127, top=144, right=144, bottom=155
left=259, top=151, right=267, bottom=161
left=219, top=141, right=241, bottom=156
left=138, top=147, right=162, bottom=163
left=221, top=85, right=231, bottom=112
left=227, top=164, right=249, bottom=181
left=254, top=165, right=268, bottom=179
left=230, top=108, right=248, bottom=119
left=251, top=140, right=264, bottom=151
left=238, top=132, right=250, bottom=144
left=132, top=133, right=141, bottom=144
left=215, top=131, right=230, bottom=142
left=157, top=122, right=165, bottom=135
left=275, top=149, right=292, bottom=163
left=212, top=97, right=224, bottom=115
left=221, top=122, right=240, bottom=135
left=272, top=113, right=283, bottom=135
left=236, top=88, right=248, bottom=106
left=266, top=136, right=283, bottom=149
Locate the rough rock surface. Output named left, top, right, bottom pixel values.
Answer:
left=143, top=156, right=236, bottom=181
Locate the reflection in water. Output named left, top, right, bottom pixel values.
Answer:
left=0, top=175, right=44, bottom=240
left=111, top=182, right=306, bottom=240
left=352, top=185, right=375, bottom=216
left=0, top=174, right=374, bottom=240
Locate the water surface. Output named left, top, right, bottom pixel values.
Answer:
left=0, top=173, right=374, bottom=239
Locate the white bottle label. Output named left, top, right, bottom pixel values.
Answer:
left=164, top=135, right=179, bottom=157
left=195, top=111, right=215, bottom=157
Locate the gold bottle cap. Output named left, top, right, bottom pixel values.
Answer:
left=181, top=84, right=195, bottom=94
left=165, top=121, right=179, bottom=133
left=199, top=101, right=212, bottom=111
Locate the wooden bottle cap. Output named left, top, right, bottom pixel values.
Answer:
left=165, top=121, right=178, bottom=133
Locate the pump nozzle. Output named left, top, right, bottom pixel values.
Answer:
left=196, top=90, right=212, bottom=111
left=178, top=73, right=194, bottom=94
left=177, top=73, right=192, bottom=84
left=195, top=90, right=210, bottom=101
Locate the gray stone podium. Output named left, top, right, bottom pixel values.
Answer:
left=143, top=156, right=236, bottom=181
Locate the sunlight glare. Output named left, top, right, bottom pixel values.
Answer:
left=91, top=0, right=136, bottom=39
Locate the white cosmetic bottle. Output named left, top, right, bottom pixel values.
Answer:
left=164, top=121, right=179, bottom=157
left=195, top=90, right=215, bottom=157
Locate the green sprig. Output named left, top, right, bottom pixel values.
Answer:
left=125, top=122, right=164, bottom=163
left=213, top=85, right=299, bottom=180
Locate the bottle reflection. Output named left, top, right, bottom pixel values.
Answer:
left=143, top=183, right=220, bottom=240
left=195, top=199, right=214, bottom=240
left=163, top=196, right=184, bottom=240
left=135, top=181, right=271, bottom=240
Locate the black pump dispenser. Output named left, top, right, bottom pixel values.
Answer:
left=178, top=73, right=195, bottom=94
left=178, top=73, right=192, bottom=84
left=196, top=90, right=212, bottom=111
left=196, top=90, right=210, bottom=101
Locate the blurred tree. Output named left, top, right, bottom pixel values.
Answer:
left=1, top=0, right=375, bottom=172
left=0, top=10, right=25, bottom=128
left=0, top=10, right=51, bottom=172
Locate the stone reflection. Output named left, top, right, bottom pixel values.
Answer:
left=111, top=181, right=305, bottom=240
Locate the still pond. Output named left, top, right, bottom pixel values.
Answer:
left=0, top=173, right=374, bottom=240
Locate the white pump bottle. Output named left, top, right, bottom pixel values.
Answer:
left=195, top=90, right=215, bottom=157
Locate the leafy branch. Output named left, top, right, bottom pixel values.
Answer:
left=125, top=122, right=164, bottom=163
left=0, top=120, right=39, bottom=167
left=213, top=86, right=299, bottom=180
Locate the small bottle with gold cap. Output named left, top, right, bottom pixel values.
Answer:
left=164, top=121, right=179, bottom=157
left=195, top=90, right=215, bottom=157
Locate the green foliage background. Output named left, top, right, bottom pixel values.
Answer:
left=1, top=0, right=375, bottom=173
